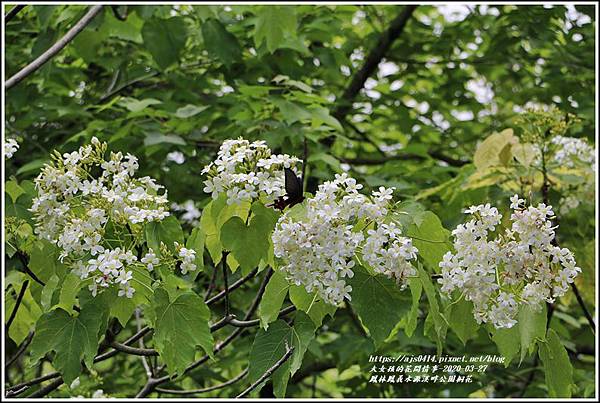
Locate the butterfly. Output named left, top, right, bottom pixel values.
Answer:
left=270, top=168, right=305, bottom=211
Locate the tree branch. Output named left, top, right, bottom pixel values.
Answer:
left=6, top=280, right=29, bottom=330
left=325, top=5, right=417, bottom=146
left=5, top=5, right=104, bottom=90
left=6, top=326, right=152, bottom=396
left=236, top=343, right=294, bottom=398
left=155, top=368, right=249, bottom=395
left=570, top=283, right=596, bottom=333
left=28, top=378, right=64, bottom=398
left=206, top=268, right=259, bottom=306
left=135, top=269, right=275, bottom=397
left=5, top=5, right=25, bottom=22
left=5, top=330, right=34, bottom=370
left=108, top=340, right=159, bottom=356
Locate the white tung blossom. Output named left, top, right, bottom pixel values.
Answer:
left=272, top=173, right=418, bottom=306
left=30, top=138, right=170, bottom=298
left=438, top=195, right=581, bottom=329
left=4, top=138, right=19, bottom=159
left=201, top=138, right=302, bottom=205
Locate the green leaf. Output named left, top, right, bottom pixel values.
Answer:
left=473, top=128, right=517, bottom=170
left=446, top=298, right=479, bottom=345
left=5, top=180, right=25, bottom=203
left=418, top=264, right=448, bottom=354
left=141, top=17, right=187, bottom=69
left=41, top=274, right=60, bottom=310
left=54, top=274, right=82, bottom=315
left=405, top=277, right=422, bottom=337
left=538, top=329, right=573, bottom=398
left=347, top=265, right=411, bottom=347
left=144, top=215, right=184, bottom=256
left=29, top=239, right=67, bottom=283
left=119, top=97, right=162, bottom=112
left=5, top=275, right=43, bottom=344
left=200, top=195, right=251, bottom=265
left=175, top=104, right=209, bottom=118
left=254, top=6, right=297, bottom=53
left=248, top=315, right=315, bottom=397
left=492, top=325, right=520, bottom=366
left=405, top=211, right=451, bottom=271
left=309, top=106, right=342, bottom=131
left=490, top=303, right=547, bottom=366
left=186, top=227, right=206, bottom=273
left=288, top=285, right=336, bottom=327
left=201, top=18, right=242, bottom=65
left=288, top=312, right=316, bottom=375
left=272, top=98, right=311, bottom=124
left=152, top=288, right=214, bottom=374
left=144, top=132, right=186, bottom=147
left=220, top=203, right=278, bottom=272
left=258, top=271, right=289, bottom=329
left=518, top=303, right=547, bottom=362
left=30, top=298, right=109, bottom=383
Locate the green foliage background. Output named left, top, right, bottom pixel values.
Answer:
left=4, top=4, right=596, bottom=398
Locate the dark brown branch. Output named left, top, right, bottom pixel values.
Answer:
left=16, top=252, right=45, bottom=286
left=340, top=149, right=467, bottom=167
left=5, top=5, right=25, bottom=22
left=6, top=280, right=29, bottom=330
left=222, top=252, right=230, bottom=317
left=325, top=5, right=417, bottom=148
left=571, top=283, right=596, bottom=333
left=204, top=263, right=219, bottom=299
left=236, top=344, right=294, bottom=398
left=5, top=330, right=34, bottom=369
left=28, top=378, right=64, bottom=398
left=6, top=326, right=152, bottom=396
left=206, top=268, right=259, bottom=306
left=155, top=368, right=249, bottom=395
left=108, top=340, right=159, bottom=356
left=136, top=269, right=275, bottom=397
left=5, top=5, right=104, bottom=90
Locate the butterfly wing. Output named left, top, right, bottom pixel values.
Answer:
left=284, top=168, right=302, bottom=199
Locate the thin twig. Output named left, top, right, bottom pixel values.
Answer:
left=323, top=5, right=417, bottom=148
left=302, top=136, right=309, bottom=191
left=155, top=368, right=249, bottom=395
left=206, top=268, right=258, bottom=306
left=5, top=330, right=34, bottom=369
left=16, top=252, right=45, bottom=286
left=570, top=283, right=596, bottom=333
left=28, top=378, right=64, bottom=398
left=5, top=5, right=104, bottom=90
left=223, top=252, right=230, bottom=317
left=6, top=280, right=29, bottom=330
left=6, top=326, right=152, bottom=396
left=109, top=340, right=159, bottom=356
left=204, top=264, right=219, bottom=300
left=236, top=343, right=294, bottom=398
left=136, top=269, right=275, bottom=397
left=135, top=309, right=154, bottom=377
left=5, top=4, right=25, bottom=22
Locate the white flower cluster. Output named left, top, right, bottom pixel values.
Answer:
left=438, top=195, right=581, bottom=328
left=272, top=173, right=418, bottom=306
left=550, top=135, right=596, bottom=171
left=76, top=248, right=136, bottom=298
left=175, top=241, right=197, bottom=274
left=201, top=138, right=301, bottom=205
left=4, top=138, right=19, bottom=159
left=30, top=138, right=170, bottom=298
left=171, top=200, right=201, bottom=226
left=550, top=135, right=595, bottom=215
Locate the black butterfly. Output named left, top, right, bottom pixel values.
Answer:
left=270, top=168, right=305, bottom=211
